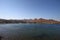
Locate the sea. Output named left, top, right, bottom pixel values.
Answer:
left=0, top=23, right=60, bottom=40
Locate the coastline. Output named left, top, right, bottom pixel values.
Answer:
left=0, top=18, right=60, bottom=24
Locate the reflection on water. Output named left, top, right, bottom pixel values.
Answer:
left=0, top=24, right=60, bottom=40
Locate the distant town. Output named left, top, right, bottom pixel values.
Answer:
left=0, top=18, right=60, bottom=24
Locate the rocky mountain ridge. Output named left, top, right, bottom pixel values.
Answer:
left=0, top=18, right=60, bottom=24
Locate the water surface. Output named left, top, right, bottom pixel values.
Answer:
left=0, top=24, right=60, bottom=40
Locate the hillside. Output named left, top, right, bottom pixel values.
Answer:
left=0, top=18, right=60, bottom=24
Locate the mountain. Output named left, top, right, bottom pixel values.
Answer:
left=0, top=18, right=60, bottom=24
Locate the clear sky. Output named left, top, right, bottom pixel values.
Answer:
left=0, top=0, right=60, bottom=20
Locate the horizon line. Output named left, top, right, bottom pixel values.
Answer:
left=0, top=18, right=60, bottom=21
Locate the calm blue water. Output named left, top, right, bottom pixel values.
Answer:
left=0, top=24, right=60, bottom=40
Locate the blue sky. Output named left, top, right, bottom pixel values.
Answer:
left=0, top=0, right=60, bottom=20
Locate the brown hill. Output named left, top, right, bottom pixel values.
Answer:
left=23, top=18, right=60, bottom=24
